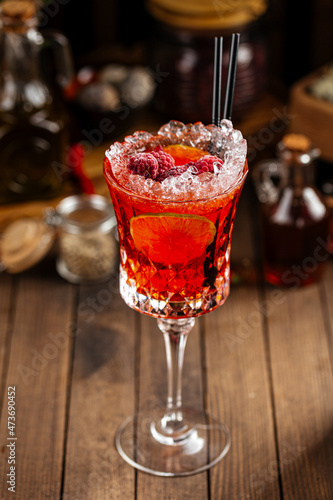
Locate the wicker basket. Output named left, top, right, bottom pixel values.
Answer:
left=289, top=64, right=333, bottom=162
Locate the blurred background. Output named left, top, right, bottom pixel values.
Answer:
left=48, top=0, right=333, bottom=89
left=1, top=0, right=333, bottom=282
left=42, top=0, right=333, bottom=164
left=1, top=0, right=333, bottom=197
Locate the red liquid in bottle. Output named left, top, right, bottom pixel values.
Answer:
left=262, top=191, right=329, bottom=286
left=260, top=134, right=330, bottom=287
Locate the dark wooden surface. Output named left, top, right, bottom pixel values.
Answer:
left=0, top=104, right=333, bottom=499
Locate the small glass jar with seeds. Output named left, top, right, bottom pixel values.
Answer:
left=48, top=194, right=117, bottom=284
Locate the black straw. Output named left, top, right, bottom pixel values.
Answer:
left=223, top=33, right=240, bottom=120
left=212, top=36, right=223, bottom=126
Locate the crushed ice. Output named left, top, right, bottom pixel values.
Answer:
left=105, top=120, right=247, bottom=201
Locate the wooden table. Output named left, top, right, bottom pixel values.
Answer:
left=1, top=106, right=333, bottom=499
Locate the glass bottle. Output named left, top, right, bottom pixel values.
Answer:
left=0, top=0, right=73, bottom=204
left=254, top=134, right=330, bottom=287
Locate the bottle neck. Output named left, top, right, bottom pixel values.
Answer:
left=287, top=161, right=314, bottom=192
left=277, top=140, right=319, bottom=194
left=0, top=23, right=51, bottom=114
left=1, top=26, right=41, bottom=81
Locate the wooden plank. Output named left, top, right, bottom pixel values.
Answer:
left=0, top=274, right=14, bottom=413
left=136, top=315, right=209, bottom=499
left=0, top=267, right=75, bottom=499
left=63, top=278, right=137, bottom=500
left=322, top=261, right=333, bottom=366
left=204, top=192, right=281, bottom=500
left=266, top=280, right=333, bottom=500
left=203, top=286, right=282, bottom=500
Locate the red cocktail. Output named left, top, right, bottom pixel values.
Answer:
left=103, top=120, right=247, bottom=476
left=104, top=120, right=247, bottom=318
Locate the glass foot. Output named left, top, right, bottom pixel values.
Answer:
left=115, top=407, right=230, bottom=477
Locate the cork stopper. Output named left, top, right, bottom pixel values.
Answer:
left=0, top=0, right=38, bottom=32
left=281, top=133, right=312, bottom=153
left=277, top=133, right=320, bottom=166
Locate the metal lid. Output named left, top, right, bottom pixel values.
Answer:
left=0, top=218, right=55, bottom=273
left=53, top=194, right=116, bottom=234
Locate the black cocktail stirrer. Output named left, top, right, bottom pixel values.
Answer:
left=223, top=33, right=240, bottom=121
left=212, top=36, right=223, bottom=126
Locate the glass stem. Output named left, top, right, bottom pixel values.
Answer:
left=157, top=318, right=195, bottom=437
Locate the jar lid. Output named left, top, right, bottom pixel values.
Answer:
left=146, top=0, right=267, bottom=30
left=0, top=218, right=55, bottom=274
left=55, top=194, right=116, bottom=234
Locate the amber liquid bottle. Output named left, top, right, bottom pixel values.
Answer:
left=260, top=134, right=330, bottom=287
left=0, top=0, right=71, bottom=204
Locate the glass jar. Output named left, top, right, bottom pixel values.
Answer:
left=145, top=0, right=267, bottom=124
left=46, top=194, right=117, bottom=284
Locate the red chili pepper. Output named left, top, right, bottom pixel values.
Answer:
left=67, top=143, right=95, bottom=194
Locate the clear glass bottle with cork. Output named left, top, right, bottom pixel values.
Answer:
left=253, top=133, right=330, bottom=287
left=0, top=0, right=73, bottom=204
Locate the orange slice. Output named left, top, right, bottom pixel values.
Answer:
left=130, top=213, right=216, bottom=264
left=163, top=145, right=206, bottom=166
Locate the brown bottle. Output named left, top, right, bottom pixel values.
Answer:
left=0, top=0, right=73, bottom=204
left=255, top=134, right=330, bottom=287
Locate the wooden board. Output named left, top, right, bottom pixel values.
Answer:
left=63, top=278, right=137, bottom=499
left=266, top=274, right=333, bottom=500
left=0, top=267, right=75, bottom=499
left=322, top=262, right=333, bottom=368
left=0, top=274, right=14, bottom=412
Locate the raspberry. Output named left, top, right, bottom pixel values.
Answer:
left=127, top=147, right=176, bottom=182
left=151, top=146, right=175, bottom=176
left=127, top=152, right=159, bottom=179
left=156, top=164, right=189, bottom=182
left=127, top=147, right=221, bottom=182
left=191, top=155, right=224, bottom=174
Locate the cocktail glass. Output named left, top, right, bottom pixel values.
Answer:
left=103, top=120, right=248, bottom=476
